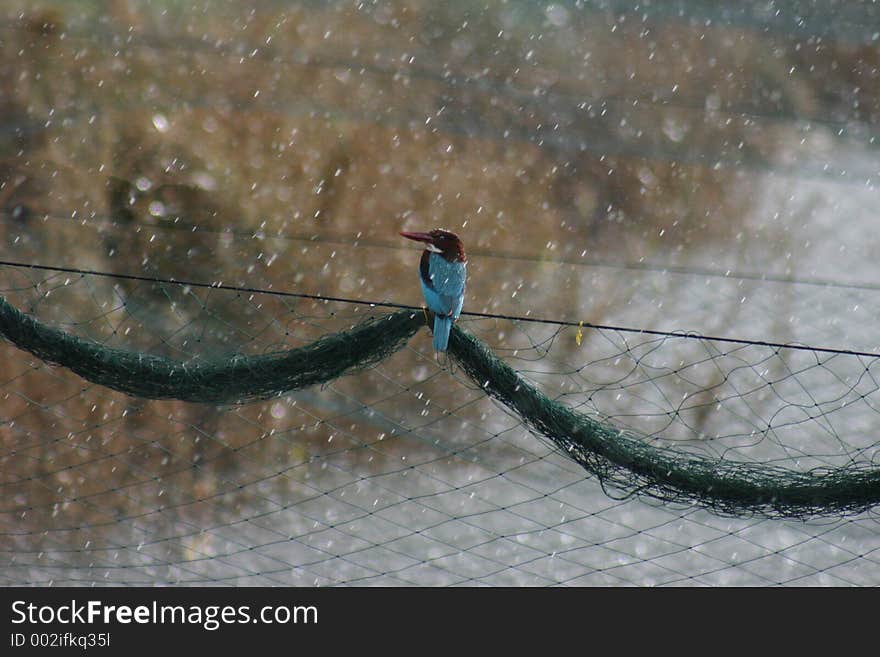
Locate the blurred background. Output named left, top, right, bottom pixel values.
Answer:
left=1, top=0, right=880, bottom=585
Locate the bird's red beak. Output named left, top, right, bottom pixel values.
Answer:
left=399, top=231, right=434, bottom=244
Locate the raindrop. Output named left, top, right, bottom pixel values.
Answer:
left=148, top=201, right=166, bottom=217
left=152, top=114, right=170, bottom=133
left=662, top=117, right=687, bottom=142
left=545, top=4, right=570, bottom=27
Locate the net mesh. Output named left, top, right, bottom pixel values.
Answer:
left=2, top=269, right=879, bottom=586
left=2, top=0, right=880, bottom=586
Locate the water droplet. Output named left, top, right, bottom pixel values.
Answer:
left=152, top=114, right=170, bottom=133
left=662, top=117, right=687, bottom=142
left=545, top=4, right=570, bottom=27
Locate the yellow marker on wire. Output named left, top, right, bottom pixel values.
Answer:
left=575, top=320, right=584, bottom=346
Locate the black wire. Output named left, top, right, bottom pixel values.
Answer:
left=2, top=258, right=878, bottom=360
left=16, top=209, right=880, bottom=296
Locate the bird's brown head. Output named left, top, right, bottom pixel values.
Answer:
left=400, top=228, right=466, bottom=263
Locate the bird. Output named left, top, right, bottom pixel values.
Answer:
left=400, top=228, right=467, bottom=356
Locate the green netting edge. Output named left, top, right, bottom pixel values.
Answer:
left=0, top=296, right=423, bottom=403
left=448, top=327, right=880, bottom=517
left=2, top=295, right=879, bottom=517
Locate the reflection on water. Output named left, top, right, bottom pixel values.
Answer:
left=2, top=1, right=880, bottom=585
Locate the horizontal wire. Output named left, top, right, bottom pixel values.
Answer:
left=1, top=258, right=878, bottom=360
left=10, top=205, right=880, bottom=297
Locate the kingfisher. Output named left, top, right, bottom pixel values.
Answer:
left=400, top=228, right=467, bottom=355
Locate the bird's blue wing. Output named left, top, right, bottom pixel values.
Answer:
left=439, top=288, right=465, bottom=320
left=423, top=255, right=466, bottom=318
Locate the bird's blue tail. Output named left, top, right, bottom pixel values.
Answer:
left=433, top=314, right=452, bottom=352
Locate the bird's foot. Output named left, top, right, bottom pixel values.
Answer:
left=434, top=350, right=456, bottom=373
left=422, top=306, right=435, bottom=329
